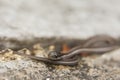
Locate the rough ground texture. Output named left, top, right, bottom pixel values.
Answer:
left=0, top=48, right=120, bottom=80
left=0, top=0, right=120, bottom=80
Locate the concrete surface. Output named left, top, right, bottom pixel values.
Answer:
left=0, top=0, right=120, bottom=39
left=0, top=49, right=120, bottom=80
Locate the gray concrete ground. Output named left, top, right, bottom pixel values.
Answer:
left=0, top=49, right=120, bottom=80
left=0, top=0, right=120, bottom=39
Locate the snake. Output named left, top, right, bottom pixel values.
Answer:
left=17, top=35, right=119, bottom=66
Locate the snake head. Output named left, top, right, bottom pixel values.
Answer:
left=48, top=51, right=61, bottom=59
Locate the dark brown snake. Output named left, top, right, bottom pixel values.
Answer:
left=17, top=35, right=119, bottom=66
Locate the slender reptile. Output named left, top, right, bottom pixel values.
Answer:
left=17, top=35, right=119, bottom=66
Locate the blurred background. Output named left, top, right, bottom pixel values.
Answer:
left=0, top=0, right=120, bottom=39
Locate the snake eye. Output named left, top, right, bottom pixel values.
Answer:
left=48, top=51, right=60, bottom=58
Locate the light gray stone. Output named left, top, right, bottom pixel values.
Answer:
left=0, top=0, right=120, bottom=39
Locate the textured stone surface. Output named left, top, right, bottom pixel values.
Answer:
left=0, top=49, right=120, bottom=80
left=0, top=0, right=120, bottom=39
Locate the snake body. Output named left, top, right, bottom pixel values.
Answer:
left=18, top=35, right=119, bottom=66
